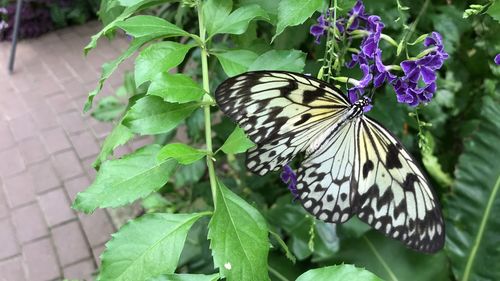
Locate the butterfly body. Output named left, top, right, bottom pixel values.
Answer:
left=215, top=71, right=444, bottom=253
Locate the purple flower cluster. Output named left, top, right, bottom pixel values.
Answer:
left=495, top=54, right=500, bottom=65
left=394, top=32, right=449, bottom=106
left=281, top=165, right=299, bottom=200
left=310, top=0, right=449, bottom=107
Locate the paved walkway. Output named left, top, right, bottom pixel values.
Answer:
left=0, top=22, right=134, bottom=281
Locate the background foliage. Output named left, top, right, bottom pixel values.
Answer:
left=75, top=0, right=500, bottom=280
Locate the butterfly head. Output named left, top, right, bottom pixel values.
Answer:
left=353, top=96, right=373, bottom=113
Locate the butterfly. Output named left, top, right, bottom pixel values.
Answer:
left=215, top=71, right=444, bottom=253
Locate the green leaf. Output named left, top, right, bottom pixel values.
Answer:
left=157, top=143, right=206, bottom=165
left=214, top=50, right=259, bottom=77
left=174, top=159, right=206, bottom=187
left=202, top=0, right=232, bottom=36
left=116, top=15, right=190, bottom=38
left=134, top=42, right=195, bottom=86
left=209, top=180, right=269, bottom=281
left=85, top=36, right=152, bottom=112
left=147, top=273, right=219, bottom=281
left=273, top=0, right=322, bottom=41
left=446, top=96, right=500, bottom=281
left=296, top=264, right=384, bottom=281
left=248, top=50, right=306, bottom=72
left=91, top=96, right=127, bottom=122
left=219, top=126, right=255, bottom=154
left=212, top=5, right=269, bottom=36
left=487, top=1, right=500, bottom=23
left=93, top=123, right=134, bottom=169
left=123, top=96, right=199, bottom=135
left=98, top=213, right=207, bottom=281
left=148, top=73, right=204, bottom=103
left=84, top=0, right=162, bottom=54
left=73, top=145, right=177, bottom=213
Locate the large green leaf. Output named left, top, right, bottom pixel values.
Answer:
left=147, top=273, right=219, bottom=281
left=332, top=231, right=449, bottom=281
left=219, top=126, right=255, bottom=155
left=123, top=96, right=199, bottom=135
left=487, top=1, right=500, bottom=23
left=157, top=143, right=207, bottom=165
left=84, top=0, right=163, bottom=54
left=93, top=123, right=134, bottom=169
left=116, top=15, right=190, bottom=38
left=273, top=0, right=322, bottom=41
left=296, top=264, right=384, bottom=281
left=148, top=73, right=204, bottom=103
left=211, top=5, right=269, bottom=36
left=202, top=0, right=268, bottom=37
left=248, top=50, right=306, bottom=72
left=73, top=145, right=177, bottom=213
left=134, top=42, right=195, bottom=86
left=208, top=180, right=270, bottom=281
left=446, top=96, right=500, bottom=281
left=98, top=213, right=208, bottom=281
left=214, top=50, right=259, bottom=77
left=85, top=35, right=152, bottom=112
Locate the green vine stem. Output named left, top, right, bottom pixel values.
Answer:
left=197, top=1, right=218, bottom=206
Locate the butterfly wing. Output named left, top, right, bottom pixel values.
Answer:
left=296, top=118, right=360, bottom=223
left=215, top=71, right=350, bottom=175
left=296, top=115, right=444, bottom=253
left=354, top=117, right=444, bottom=253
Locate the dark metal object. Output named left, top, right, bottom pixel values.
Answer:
left=8, top=0, right=23, bottom=73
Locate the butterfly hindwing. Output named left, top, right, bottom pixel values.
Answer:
left=354, top=117, right=445, bottom=253
left=296, top=119, right=359, bottom=223
left=215, top=71, right=350, bottom=175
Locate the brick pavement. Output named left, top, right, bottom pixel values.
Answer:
left=0, top=22, right=136, bottom=281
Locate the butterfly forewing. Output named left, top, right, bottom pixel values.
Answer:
left=215, top=71, right=350, bottom=175
left=354, top=117, right=444, bottom=253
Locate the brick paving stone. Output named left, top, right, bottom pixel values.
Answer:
left=29, top=161, right=61, bottom=193
left=0, top=121, right=15, bottom=150
left=47, top=93, right=76, bottom=114
left=0, top=93, right=30, bottom=120
left=41, top=127, right=72, bottom=154
left=70, top=131, right=100, bottom=159
left=3, top=172, right=36, bottom=208
left=11, top=203, right=49, bottom=243
left=62, top=259, right=96, bottom=280
left=0, top=256, right=27, bottom=281
left=0, top=188, right=8, bottom=218
left=9, top=114, right=37, bottom=141
left=64, top=176, right=91, bottom=201
left=79, top=210, right=114, bottom=247
left=52, top=221, right=91, bottom=266
left=92, top=244, right=106, bottom=266
left=59, top=111, right=88, bottom=134
left=31, top=107, right=59, bottom=130
left=53, top=150, right=84, bottom=180
left=81, top=157, right=97, bottom=179
left=89, top=118, right=114, bottom=140
left=18, top=137, right=49, bottom=165
left=0, top=147, right=25, bottom=178
left=0, top=218, right=20, bottom=259
left=22, top=238, right=61, bottom=281
left=38, top=188, right=75, bottom=227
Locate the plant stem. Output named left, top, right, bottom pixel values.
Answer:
left=197, top=1, right=218, bottom=206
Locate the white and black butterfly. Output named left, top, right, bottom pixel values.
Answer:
left=215, top=71, right=444, bottom=253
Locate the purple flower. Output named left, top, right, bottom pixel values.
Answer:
left=373, top=50, right=396, bottom=87
left=281, top=165, right=298, bottom=199
left=346, top=0, right=368, bottom=30
left=401, top=55, right=442, bottom=84
left=495, top=54, right=500, bottom=65
left=310, top=13, right=329, bottom=44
